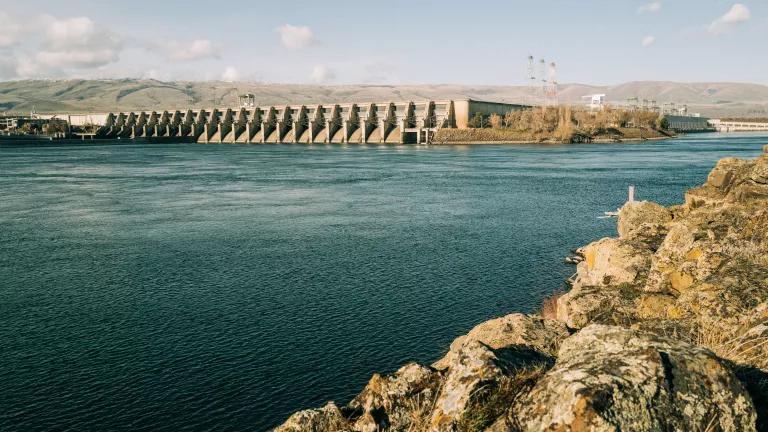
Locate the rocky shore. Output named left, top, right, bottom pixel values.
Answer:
left=276, top=146, right=768, bottom=432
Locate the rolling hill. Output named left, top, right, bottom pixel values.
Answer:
left=1, top=79, right=767, bottom=118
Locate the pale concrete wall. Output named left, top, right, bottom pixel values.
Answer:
left=66, top=114, right=109, bottom=126
left=454, top=100, right=529, bottom=129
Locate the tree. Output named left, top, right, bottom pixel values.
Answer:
left=468, top=112, right=486, bottom=128
left=489, top=113, right=503, bottom=129
left=44, top=121, right=67, bottom=135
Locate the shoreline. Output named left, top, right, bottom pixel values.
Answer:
left=275, top=147, right=768, bottom=431
left=433, top=135, right=672, bottom=145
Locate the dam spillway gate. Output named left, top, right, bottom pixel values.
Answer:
left=56, top=99, right=529, bottom=144
left=100, top=101, right=451, bottom=144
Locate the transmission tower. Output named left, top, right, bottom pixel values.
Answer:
left=545, top=62, right=559, bottom=106
left=526, top=55, right=536, bottom=105
left=539, top=59, right=547, bottom=105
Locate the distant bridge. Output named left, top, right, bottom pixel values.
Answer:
left=46, top=100, right=527, bottom=144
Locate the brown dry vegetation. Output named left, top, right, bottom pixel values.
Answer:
left=436, top=106, right=670, bottom=144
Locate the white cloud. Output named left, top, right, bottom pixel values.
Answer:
left=0, top=12, right=24, bottom=47
left=36, top=49, right=120, bottom=69
left=709, top=4, right=751, bottom=35
left=164, top=39, right=218, bottom=61
left=276, top=24, right=317, bottom=49
left=309, top=65, right=334, bottom=83
left=221, top=66, right=240, bottom=82
left=641, top=35, right=656, bottom=47
left=11, top=15, right=124, bottom=76
left=15, top=57, right=48, bottom=78
left=638, top=1, right=662, bottom=13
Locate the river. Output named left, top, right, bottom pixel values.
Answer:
left=1, top=133, right=765, bottom=431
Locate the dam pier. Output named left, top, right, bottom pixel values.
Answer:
left=42, top=99, right=527, bottom=144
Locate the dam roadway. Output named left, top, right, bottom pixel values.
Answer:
left=49, top=99, right=527, bottom=144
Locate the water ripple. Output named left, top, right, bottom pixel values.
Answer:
left=0, top=134, right=765, bottom=431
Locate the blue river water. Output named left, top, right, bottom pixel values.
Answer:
left=1, top=133, right=766, bottom=431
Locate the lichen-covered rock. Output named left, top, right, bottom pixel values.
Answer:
left=429, top=341, right=550, bottom=431
left=686, top=155, right=768, bottom=206
left=274, top=402, right=350, bottom=432
left=644, top=203, right=768, bottom=303
left=635, top=292, right=678, bottom=318
left=556, top=283, right=640, bottom=328
left=617, top=201, right=672, bottom=250
left=514, top=325, right=757, bottom=432
left=574, top=238, right=652, bottom=287
left=556, top=238, right=650, bottom=328
left=347, top=362, right=440, bottom=432
left=429, top=341, right=508, bottom=430
left=433, top=313, right=569, bottom=370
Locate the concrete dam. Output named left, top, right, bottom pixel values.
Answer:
left=62, top=99, right=527, bottom=144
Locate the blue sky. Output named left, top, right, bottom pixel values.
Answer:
left=0, top=0, right=765, bottom=84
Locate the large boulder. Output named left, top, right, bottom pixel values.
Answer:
left=686, top=155, right=768, bottom=207
left=573, top=238, right=652, bottom=287
left=433, top=313, right=569, bottom=370
left=429, top=341, right=551, bottom=431
left=556, top=238, right=651, bottom=328
left=617, top=201, right=672, bottom=250
left=274, top=402, right=350, bottom=432
left=514, top=325, right=757, bottom=432
left=347, top=362, right=441, bottom=432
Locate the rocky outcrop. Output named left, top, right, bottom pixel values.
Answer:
left=429, top=341, right=552, bottom=431
left=515, top=325, right=756, bottom=431
left=617, top=200, right=672, bottom=249
left=348, top=363, right=440, bottom=432
left=274, top=402, right=349, bottom=432
left=432, top=313, right=569, bottom=370
left=275, top=151, right=768, bottom=432
left=686, top=154, right=768, bottom=206
left=556, top=238, right=650, bottom=328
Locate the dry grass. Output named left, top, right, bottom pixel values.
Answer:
left=695, top=413, right=720, bottom=432
left=695, top=319, right=768, bottom=370
left=457, top=364, right=549, bottom=432
left=719, top=237, right=768, bottom=267
left=439, top=106, right=667, bottom=144
left=404, top=380, right=443, bottom=432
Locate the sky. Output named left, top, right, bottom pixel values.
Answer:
left=0, top=0, right=766, bottom=85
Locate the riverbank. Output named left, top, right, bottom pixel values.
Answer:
left=276, top=146, right=768, bottom=431
left=433, top=126, right=672, bottom=145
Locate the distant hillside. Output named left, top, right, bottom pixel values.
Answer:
left=1, top=79, right=767, bottom=117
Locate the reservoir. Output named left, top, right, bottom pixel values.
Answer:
left=1, top=134, right=765, bottom=431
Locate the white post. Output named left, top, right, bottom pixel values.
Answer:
left=628, top=185, right=635, bottom=203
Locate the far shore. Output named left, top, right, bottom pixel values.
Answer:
left=433, top=135, right=672, bottom=146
